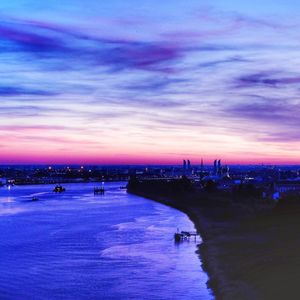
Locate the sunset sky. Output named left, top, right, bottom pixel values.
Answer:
left=0, top=0, right=300, bottom=164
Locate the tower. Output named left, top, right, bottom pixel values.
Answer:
left=214, top=160, right=217, bottom=175
left=217, top=160, right=221, bottom=176
left=200, top=158, right=204, bottom=179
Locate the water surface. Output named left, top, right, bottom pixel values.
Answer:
left=0, top=182, right=213, bottom=299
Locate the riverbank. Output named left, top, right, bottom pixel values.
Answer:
left=128, top=183, right=300, bottom=300
left=2, top=179, right=128, bottom=186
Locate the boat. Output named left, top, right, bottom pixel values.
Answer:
left=31, top=197, right=39, bottom=201
left=174, top=233, right=182, bottom=242
left=53, top=185, right=66, bottom=193
left=120, top=186, right=127, bottom=190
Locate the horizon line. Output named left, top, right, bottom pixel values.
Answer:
left=0, top=163, right=299, bottom=167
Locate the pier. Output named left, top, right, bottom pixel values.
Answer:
left=174, top=230, right=199, bottom=242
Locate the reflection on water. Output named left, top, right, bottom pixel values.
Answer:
left=0, top=182, right=213, bottom=299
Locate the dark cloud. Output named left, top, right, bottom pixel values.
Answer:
left=198, top=56, right=249, bottom=68
left=0, top=23, right=65, bottom=53
left=0, top=18, right=183, bottom=73
left=0, top=86, right=58, bottom=96
left=96, top=43, right=182, bottom=73
left=0, top=16, right=260, bottom=75
left=123, top=77, right=187, bottom=92
left=236, top=72, right=300, bottom=88
left=2, top=15, right=284, bottom=81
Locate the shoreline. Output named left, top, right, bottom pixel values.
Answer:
left=128, top=190, right=300, bottom=300
left=127, top=190, right=224, bottom=299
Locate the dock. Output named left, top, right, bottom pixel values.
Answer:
left=174, top=230, right=199, bottom=242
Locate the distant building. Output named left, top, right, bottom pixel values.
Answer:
left=202, top=159, right=231, bottom=187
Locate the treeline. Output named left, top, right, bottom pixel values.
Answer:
left=127, top=177, right=278, bottom=219
left=127, top=176, right=194, bottom=199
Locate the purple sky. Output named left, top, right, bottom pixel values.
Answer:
left=0, top=1, right=300, bottom=164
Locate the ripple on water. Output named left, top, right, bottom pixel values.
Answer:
left=0, top=182, right=213, bottom=300
left=0, top=207, right=27, bottom=216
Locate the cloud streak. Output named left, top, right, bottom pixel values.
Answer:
left=0, top=2, right=300, bottom=163
left=0, top=86, right=58, bottom=96
left=236, top=72, right=300, bottom=88
left=0, top=17, right=184, bottom=73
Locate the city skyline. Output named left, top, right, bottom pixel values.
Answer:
left=1, top=1, right=300, bottom=164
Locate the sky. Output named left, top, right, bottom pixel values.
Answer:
left=0, top=0, right=300, bottom=165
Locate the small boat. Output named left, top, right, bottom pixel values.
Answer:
left=120, top=186, right=127, bottom=190
left=174, top=233, right=182, bottom=242
left=31, top=197, right=39, bottom=201
left=53, top=185, right=66, bottom=193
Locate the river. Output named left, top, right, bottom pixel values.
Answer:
left=0, top=182, right=213, bottom=299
